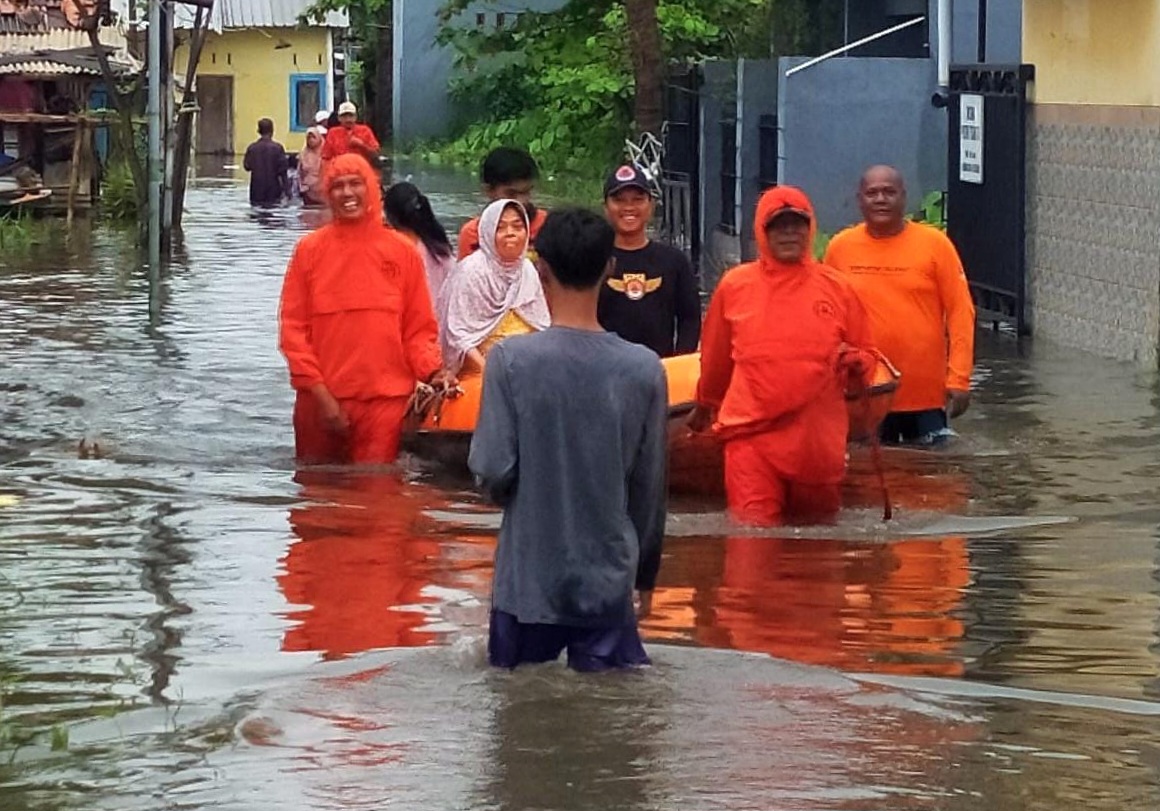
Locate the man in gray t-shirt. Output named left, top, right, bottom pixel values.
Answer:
left=469, top=208, right=668, bottom=672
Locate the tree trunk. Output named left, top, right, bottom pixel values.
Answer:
left=84, top=24, right=147, bottom=214
left=171, top=7, right=212, bottom=233
left=624, top=0, right=664, bottom=136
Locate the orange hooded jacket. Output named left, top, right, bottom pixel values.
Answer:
left=279, top=154, right=442, bottom=400
left=697, top=186, right=875, bottom=484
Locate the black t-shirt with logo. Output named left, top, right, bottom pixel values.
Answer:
left=598, top=241, right=702, bottom=358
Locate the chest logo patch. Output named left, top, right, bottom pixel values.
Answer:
left=608, top=273, right=662, bottom=301
left=814, top=300, right=836, bottom=319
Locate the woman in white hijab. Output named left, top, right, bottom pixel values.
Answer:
left=440, top=199, right=551, bottom=375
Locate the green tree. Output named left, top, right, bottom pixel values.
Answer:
left=304, top=0, right=392, bottom=140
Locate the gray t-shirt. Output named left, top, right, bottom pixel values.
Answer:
left=468, top=326, right=668, bottom=628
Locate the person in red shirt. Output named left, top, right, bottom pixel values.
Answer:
left=278, top=153, right=455, bottom=465
left=320, top=101, right=381, bottom=165
left=688, top=186, right=875, bottom=526
left=457, top=147, right=548, bottom=259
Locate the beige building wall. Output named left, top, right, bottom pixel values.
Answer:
left=1023, top=0, right=1160, bottom=365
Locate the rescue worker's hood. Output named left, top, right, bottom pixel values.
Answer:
left=753, top=185, right=818, bottom=274
left=323, top=153, right=383, bottom=227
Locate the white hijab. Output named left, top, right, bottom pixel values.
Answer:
left=441, top=200, right=550, bottom=372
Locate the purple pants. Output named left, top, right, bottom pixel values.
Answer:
left=488, top=610, right=651, bottom=672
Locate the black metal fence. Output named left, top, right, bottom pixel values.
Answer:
left=660, top=65, right=702, bottom=263
left=719, top=118, right=738, bottom=234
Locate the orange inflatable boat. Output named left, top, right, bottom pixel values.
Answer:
left=404, top=352, right=899, bottom=493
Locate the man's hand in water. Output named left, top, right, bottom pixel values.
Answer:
left=686, top=405, right=714, bottom=434
left=946, top=388, right=971, bottom=419
left=311, top=384, right=349, bottom=434
left=636, top=590, right=653, bottom=620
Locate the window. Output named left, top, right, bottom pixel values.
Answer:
left=289, top=74, right=327, bottom=131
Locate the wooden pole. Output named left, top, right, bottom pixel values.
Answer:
left=66, top=120, right=84, bottom=230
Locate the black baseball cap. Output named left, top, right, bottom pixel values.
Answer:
left=603, top=164, right=651, bottom=198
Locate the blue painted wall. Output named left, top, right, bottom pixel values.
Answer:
left=393, top=0, right=566, bottom=144
left=777, top=56, right=947, bottom=233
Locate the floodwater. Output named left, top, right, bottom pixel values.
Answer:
left=1, top=163, right=1159, bottom=810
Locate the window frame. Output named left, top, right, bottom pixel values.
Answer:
left=289, top=74, right=328, bottom=132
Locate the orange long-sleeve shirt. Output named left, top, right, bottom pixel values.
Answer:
left=824, top=222, right=975, bottom=412
left=697, top=186, right=875, bottom=485
left=279, top=221, right=442, bottom=401
left=457, top=207, right=548, bottom=260
left=321, top=123, right=381, bottom=162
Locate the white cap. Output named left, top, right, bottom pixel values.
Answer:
left=314, top=110, right=330, bottom=124
left=337, top=101, right=357, bottom=116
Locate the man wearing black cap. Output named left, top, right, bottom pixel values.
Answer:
left=597, top=164, right=701, bottom=357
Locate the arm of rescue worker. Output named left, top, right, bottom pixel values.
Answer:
left=841, top=282, right=877, bottom=389
left=629, top=362, right=669, bottom=602
left=457, top=219, right=480, bottom=261
left=398, top=245, right=444, bottom=383
left=935, top=232, right=976, bottom=393
left=320, top=130, right=339, bottom=161
left=673, top=253, right=702, bottom=354
left=278, top=243, right=325, bottom=390
left=355, top=125, right=381, bottom=157
left=468, top=344, right=518, bottom=505
left=695, top=281, right=733, bottom=409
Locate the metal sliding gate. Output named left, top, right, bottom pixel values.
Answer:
left=946, top=64, right=1035, bottom=334
left=660, top=65, right=701, bottom=265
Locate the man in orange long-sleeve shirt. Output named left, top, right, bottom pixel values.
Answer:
left=824, top=166, right=976, bottom=445
left=457, top=147, right=548, bottom=259
left=321, top=101, right=381, bottom=165
left=689, top=186, right=876, bottom=526
left=279, top=153, right=455, bottom=465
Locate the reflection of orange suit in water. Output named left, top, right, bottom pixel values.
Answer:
left=712, top=535, right=969, bottom=677
left=278, top=472, right=442, bottom=658
left=697, top=186, right=875, bottom=525
left=278, top=154, right=443, bottom=464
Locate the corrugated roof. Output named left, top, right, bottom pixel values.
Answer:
left=0, top=57, right=85, bottom=74
left=0, top=26, right=128, bottom=53
left=168, top=0, right=347, bottom=31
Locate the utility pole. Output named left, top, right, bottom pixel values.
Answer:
left=147, top=0, right=163, bottom=319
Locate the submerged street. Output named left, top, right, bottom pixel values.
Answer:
left=1, top=167, right=1159, bottom=810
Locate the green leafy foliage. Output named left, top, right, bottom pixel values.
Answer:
left=101, top=161, right=140, bottom=221
left=429, top=0, right=783, bottom=176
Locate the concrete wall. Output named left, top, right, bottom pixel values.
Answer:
left=1023, top=0, right=1160, bottom=106
left=1022, top=0, right=1160, bottom=365
left=393, top=0, right=566, bottom=145
left=736, top=59, right=780, bottom=260
left=697, top=60, right=736, bottom=290
left=951, top=0, right=1023, bottom=64
left=776, top=56, right=947, bottom=233
left=176, top=27, right=334, bottom=157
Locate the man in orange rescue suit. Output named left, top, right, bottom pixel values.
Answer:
left=824, top=165, right=976, bottom=445
left=278, top=153, right=456, bottom=465
left=689, top=186, right=876, bottom=526
left=598, top=164, right=701, bottom=357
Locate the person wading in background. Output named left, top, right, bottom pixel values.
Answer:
left=689, top=186, right=876, bottom=527
left=469, top=208, right=667, bottom=672
left=824, top=165, right=976, bottom=445
left=278, top=154, right=455, bottom=465
left=243, top=118, right=288, bottom=207
left=598, top=163, right=701, bottom=357
left=321, top=101, right=381, bottom=166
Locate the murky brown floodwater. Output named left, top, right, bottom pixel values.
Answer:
left=2, top=163, right=1159, bottom=810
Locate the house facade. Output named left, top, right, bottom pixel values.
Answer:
left=1021, top=0, right=1160, bottom=365
left=173, top=0, right=347, bottom=157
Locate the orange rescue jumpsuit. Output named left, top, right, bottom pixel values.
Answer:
left=279, top=153, right=443, bottom=465
left=320, top=123, right=381, bottom=163
left=697, top=186, right=875, bottom=526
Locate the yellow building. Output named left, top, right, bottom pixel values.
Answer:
left=173, top=0, right=347, bottom=157
left=1021, top=0, right=1160, bottom=365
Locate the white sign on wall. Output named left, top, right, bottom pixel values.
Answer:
left=959, top=94, right=984, bottom=184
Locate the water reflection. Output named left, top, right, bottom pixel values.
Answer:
left=278, top=471, right=452, bottom=658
